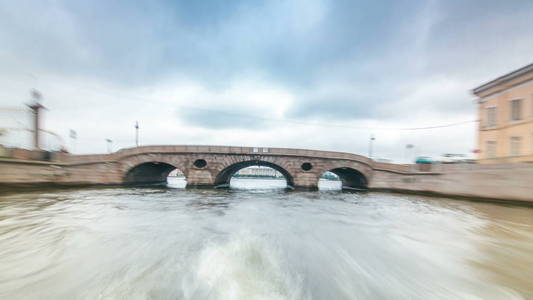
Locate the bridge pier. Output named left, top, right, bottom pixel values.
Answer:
left=185, top=169, right=215, bottom=188
left=293, top=173, right=320, bottom=191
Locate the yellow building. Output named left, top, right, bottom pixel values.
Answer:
left=473, top=63, right=533, bottom=163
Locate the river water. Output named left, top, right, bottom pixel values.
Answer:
left=0, top=178, right=532, bottom=300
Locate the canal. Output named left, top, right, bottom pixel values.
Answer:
left=0, top=178, right=532, bottom=299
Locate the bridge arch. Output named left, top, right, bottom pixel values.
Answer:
left=124, top=161, right=185, bottom=185
left=119, top=153, right=189, bottom=185
left=214, top=160, right=295, bottom=187
left=124, top=161, right=182, bottom=185
left=325, top=167, right=368, bottom=190
left=315, top=160, right=371, bottom=190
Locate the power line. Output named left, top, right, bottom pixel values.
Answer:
left=60, top=84, right=476, bottom=131
left=397, top=120, right=477, bottom=130
left=5, top=76, right=477, bottom=131
left=172, top=104, right=477, bottom=131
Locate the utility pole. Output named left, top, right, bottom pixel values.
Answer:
left=135, top=121, right=139, bottom=147
left=27, top=89, right=45, bottom=150
left=368, top=134, right=375, bottom=158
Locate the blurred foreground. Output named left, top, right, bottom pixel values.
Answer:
left=0, top=178, right=532, bottom=300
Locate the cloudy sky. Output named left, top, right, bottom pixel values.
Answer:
left=1, top=0, right=532, bottom=162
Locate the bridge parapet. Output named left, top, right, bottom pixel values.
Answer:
left=56, top=145, right=373, bottom=165
left=372, top=162, right=411, bottom=173
left=112, top=145, right=373, bottom=164
left=56, top=152, right=119, bottom=163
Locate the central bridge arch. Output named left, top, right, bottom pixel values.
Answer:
left=214, top=160, right=295, bottom=187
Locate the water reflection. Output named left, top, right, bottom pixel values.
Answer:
left=0, top=180, right=532, bottom=299
left=167, top=176, right=187, bottom=189
left=165, top=176, right=343, bottom=191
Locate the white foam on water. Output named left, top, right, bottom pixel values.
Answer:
left=182, top=232, right=305, bottom=300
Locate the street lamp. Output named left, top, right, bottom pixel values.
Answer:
left=69, top=129, right=77, bottom=153
left=406, top=144, right=415, bottom=163
left=106, top=139, right=113, bottom=153
left=368, top=134, right=376, bottom=158
left=135, top=121, right=139, bottom=147
left=27, top=89, right=46, bottom=150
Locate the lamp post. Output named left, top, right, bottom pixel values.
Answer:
left=406, top=144, right=415, bottom=163
left=27, top=89, right=46, bottom=150
left=69, top=129, right=77, bottom=153
left=368, top=134, right=376, bottom=158
left=135, top=121, right=139, bottom=147
left=106, top=139, right=113, bottom=153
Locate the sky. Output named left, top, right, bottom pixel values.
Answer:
left=1, top=0, right=532, bottom=162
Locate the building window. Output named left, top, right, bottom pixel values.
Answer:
left=485, top=107, right=497, bottom=128
left=486, top=141, right=496, bottom=158
left=510, top=99, right=523, bottom=121
left=510, top=137, right=521, bottom=156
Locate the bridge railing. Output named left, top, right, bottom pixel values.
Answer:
left=56, top=145, right=377, bottom=165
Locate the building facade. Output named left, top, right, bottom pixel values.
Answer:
left=473, top=63, right=533, bottom=163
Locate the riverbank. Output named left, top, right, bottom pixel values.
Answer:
left=371, top=162, right=533, bottom=203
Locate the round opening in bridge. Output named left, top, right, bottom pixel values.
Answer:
left=301, top=162, right=313, bottom=171
left=193, top=159, right=207, bottom=168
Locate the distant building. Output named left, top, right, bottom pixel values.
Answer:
left=234, top=166, right=283, bottom=178
left=473, top=63, right=533, bottom=163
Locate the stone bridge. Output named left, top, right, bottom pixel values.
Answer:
left=58, top=145, right=377, bottom=190
left=2, top=145, right=533, bottom=202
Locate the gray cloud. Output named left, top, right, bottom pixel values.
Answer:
left=1, top=0, right=532, bottom=159
left=288, top=93, right=385, bottom=121
left=177, top=107, right=272, bottom=129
